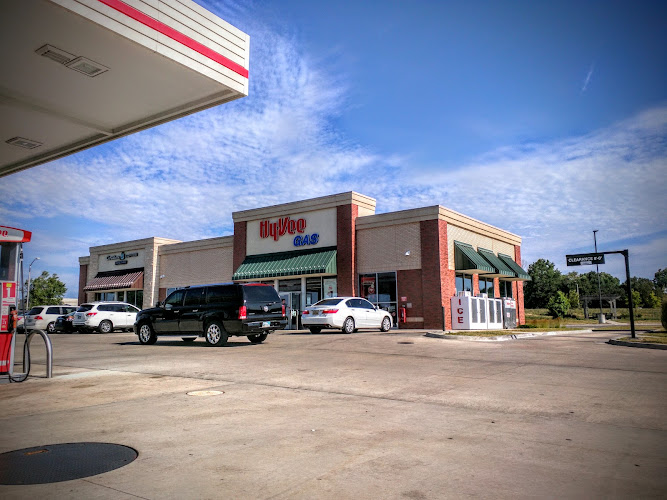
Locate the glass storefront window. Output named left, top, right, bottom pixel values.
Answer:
left=306, top=277, right=322, bottom=306
left=500, top=281, right=513, bottom=298
left=359, top=272, right=397, bottom=326
left=278, top=279, right=301, bottom=292
left=455, top=273, right=472, bottom=293
left=479, top=277, right=494, bottom=297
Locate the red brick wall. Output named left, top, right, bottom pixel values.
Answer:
left=78, top=264, right=88, bottom=305
left=159, top=287, right=167, bottom=302
left=397, top=269, right=424, bottom=329
left=233, top=221, right=247, bottom=275
left=514, top=245, right=525, bottom=325
left=472, top=274, right=479, bottom=296
left=493, top=277, right=500, bottom=298
left=419, top=219, right=449, bottom=330
left=337, top=204, right=358, bottom=297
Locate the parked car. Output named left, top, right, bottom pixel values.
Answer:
left=54, top=310, right=78, bottom=333
left=72, top=302, right=141, bottom=333
left=24, top=305, right=78, bottom=333
left=134, top=283, right=287, bottom=346
left=301, top=297, right=393, bottom=334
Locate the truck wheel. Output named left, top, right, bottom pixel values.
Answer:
left=138, top=322, right=157, bottom=345
left=247, top=333, right=268, bottom=344
left=98, top=320, right=113, bottom=334
left=205, top=321, right=228, bottom=346
left=342, top=317, right=355, bottom=334
left=380, top=316, right=391, bottom=332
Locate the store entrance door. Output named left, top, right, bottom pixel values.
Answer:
left=279, top=292, right=301, bottom=330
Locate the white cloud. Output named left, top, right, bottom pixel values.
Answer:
left=1, top=17, right=665, bottom=298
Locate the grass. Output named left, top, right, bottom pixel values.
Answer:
left=526, top=307, right=662, bottom=323
left=445, top=327, right=587, bottom=336
left=615, top=331, right=667, bottom=344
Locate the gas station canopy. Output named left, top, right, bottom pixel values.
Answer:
left=0, top=0, right=249, bottom=177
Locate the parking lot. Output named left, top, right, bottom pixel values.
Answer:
left=1, top=328, right=666, bottom=499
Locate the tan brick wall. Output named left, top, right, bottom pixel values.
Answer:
left=447, top=225, right=515, bottom=270
left=357, top=223, right=422, bottom=274
left=159, top=246, right=234, bottom=289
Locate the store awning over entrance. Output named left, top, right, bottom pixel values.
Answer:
left=497, top=254, right=531, bottom=281
left=233, top=248, right=337, bottom=280
left=84, top=268, right=144, bottom=291
left=477, top=247, right=516, bottom=278
left=454, top=241, right=494, bottom=274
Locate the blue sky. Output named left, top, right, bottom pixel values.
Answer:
left=1, top=0, right=665, bottom=298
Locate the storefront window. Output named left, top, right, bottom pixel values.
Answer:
left=306, top=277, right=322, bottom=306
left=479, top=277, right=494, bottom=297
left=278, top=279, right=301, bottom=292
left=500, top=281, right=513, bottom=298
left=359, top=272, right=397, bottom=326
left=455, top=273, right=472, bottom=293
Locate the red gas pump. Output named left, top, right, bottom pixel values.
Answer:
left=0, top=225, right=32, bottom=378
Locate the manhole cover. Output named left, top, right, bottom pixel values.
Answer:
left=398, top=341, right=414, bottom=344
left=0, top=442, right=137, bottom=485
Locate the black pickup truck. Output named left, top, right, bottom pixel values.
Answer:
left=134, top=283, right=286, bottom=346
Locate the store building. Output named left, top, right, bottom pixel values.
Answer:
left=79, top=192, right=530, bottom=329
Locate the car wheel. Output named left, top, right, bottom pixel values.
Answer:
left=309, top=327, right=322, bottom=334
left=342, top=317, right=355, bottom=334
left=182, top=337, right=196, bottom=342
left=46, top=322, right=55, bottom=333
left=247, top=333, right=268, bottom=344
left=205, top=321, right=228, bottom=346
left=138, top=322, right=157, bottom=345
left=98, top=320, right=113, bottom=334
left=380, top=316, right=391, bottom=332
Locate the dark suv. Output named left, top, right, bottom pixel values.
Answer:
left=134, top=283, right=286, bottom=346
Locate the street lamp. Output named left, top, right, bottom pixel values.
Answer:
left=27, top=257, right=40, bottom=310
left=593, top=231, right=604, bottom=323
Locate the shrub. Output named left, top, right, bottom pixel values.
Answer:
left=547, top=291, right=570, bottom=319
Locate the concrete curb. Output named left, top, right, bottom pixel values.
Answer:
left=425, top=329, right=593, bottom=342
left=607, top=339, right=667, bottom=350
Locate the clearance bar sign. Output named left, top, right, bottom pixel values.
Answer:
left=566, top=253, right=605, bottom=266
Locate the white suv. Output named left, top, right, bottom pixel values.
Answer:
left=24, top=305, right=78, bottom=333
left=72, top=302, right=141, bottom=333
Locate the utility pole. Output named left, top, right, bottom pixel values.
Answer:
left=27, top=257, right=40, bottom=310
left=593, top=230, right=604, bottom=323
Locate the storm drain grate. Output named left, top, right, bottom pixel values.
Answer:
left=397, top=341, right=414, bottom=344
left=0, top=442, right=137, bottom=485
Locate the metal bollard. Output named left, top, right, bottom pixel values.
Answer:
left=24, top=329, right=53, bottom=378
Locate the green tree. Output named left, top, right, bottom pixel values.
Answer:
left=567, top=289, right=580, bottom=309
left=547, top=291, right=570, bottom=319
left=655, top=268, right=667, bottom=291
left=577, top=271, right=623, bottom=305
left=645, top=292, right=661, bottom=309
left=524, top=259, right=563, bottom=308
left=27, top=271, right=67, bottom=307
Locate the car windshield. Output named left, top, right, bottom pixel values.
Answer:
left=313, top=298, right=343, bottom=306
left=27, top=307, right=43, bottom=315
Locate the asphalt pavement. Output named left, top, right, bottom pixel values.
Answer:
left=0, top=328, right=665, bottom=499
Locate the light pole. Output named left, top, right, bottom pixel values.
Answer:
left=27, top=257, right=40, bottom=310
left=593, top=231, right=604, bottom=323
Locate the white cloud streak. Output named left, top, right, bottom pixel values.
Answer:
left=1, top=20, right=665, bottom=296
left=581, top=63, right=595, bottom=92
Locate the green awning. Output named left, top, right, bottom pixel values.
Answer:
left=233, top=248, right=337, bottom=280
left=454, top=241, right=494, bottom=274
left=498, top=253, right=531, bottom=281
left=477, top=247, right=516, bottom=278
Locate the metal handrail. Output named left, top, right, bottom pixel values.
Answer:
left=24, top=329, right=53, bottom=378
